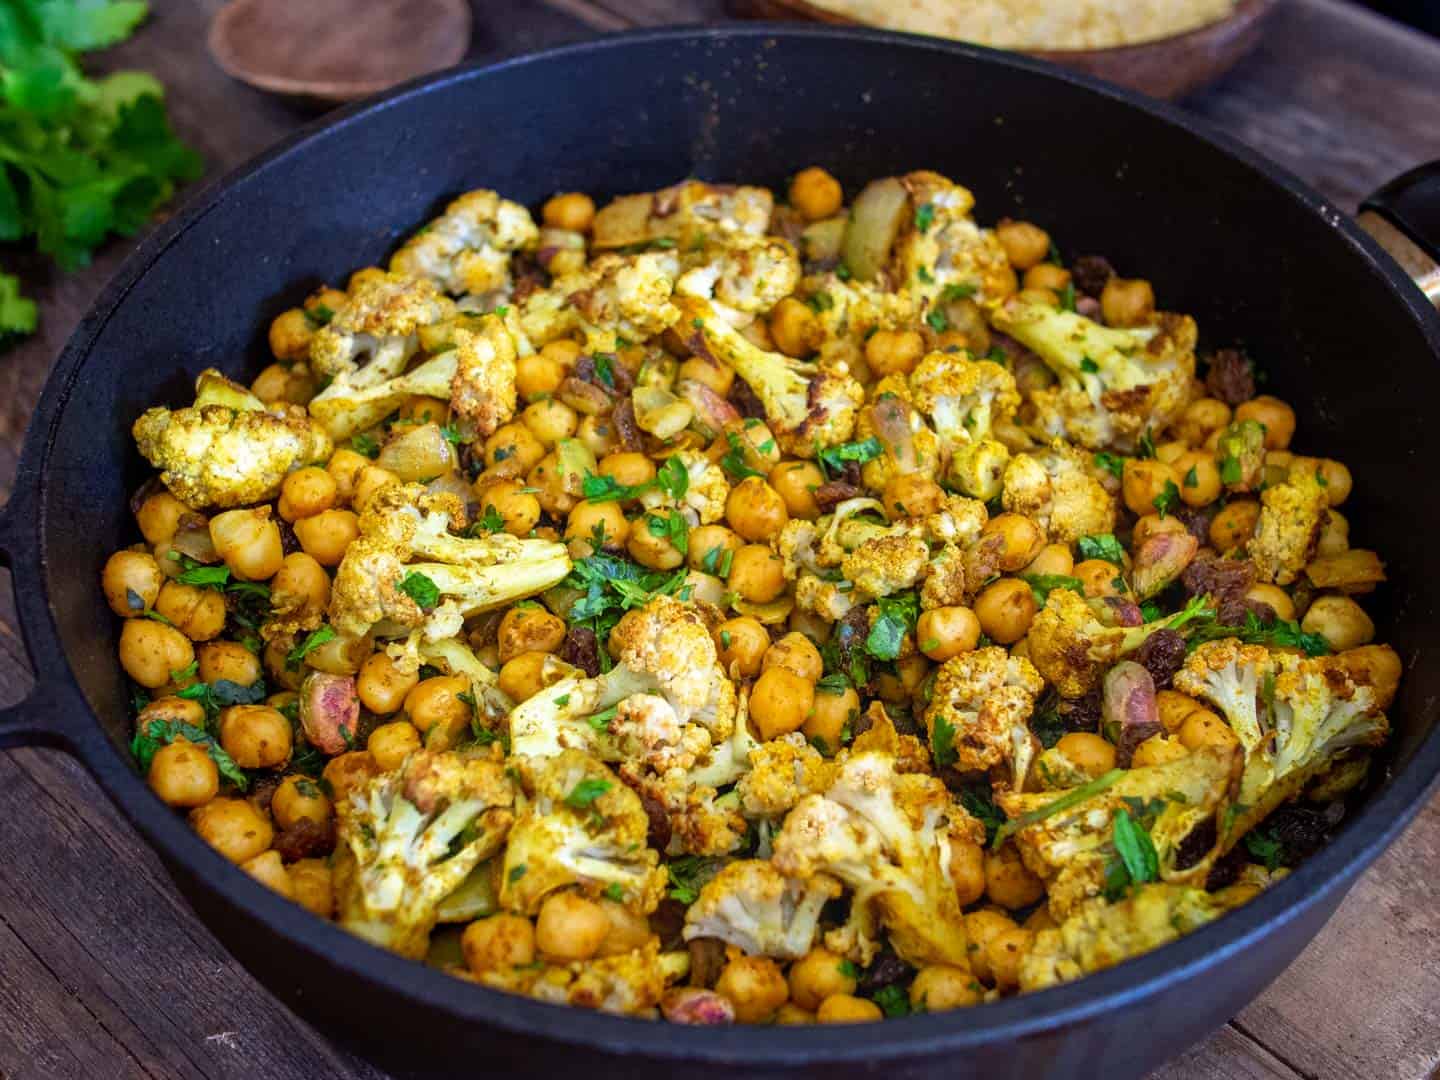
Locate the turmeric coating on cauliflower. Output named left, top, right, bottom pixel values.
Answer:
left=115, top=164, right=1401, bottom=1026
left=133, top=369, right=333, bottom=508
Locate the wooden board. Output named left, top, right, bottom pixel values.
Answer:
left=2, top=1, right=1438, bottom=1077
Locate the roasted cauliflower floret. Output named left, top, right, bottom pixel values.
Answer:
left=993, top=296, right=1197, bottom=453
left=1249, top=470, right=1329, bottom=585
left=841, top=533, right=930, bottom=599
left=389, top=188, right=540, bottom=298
left=1027, top=589, right=1213, bottom=697
left=518, top=251, right=681, bottom=353
left=1174, top=641, right=1393, bottom=843
left=772, top=751, right=981, bottom=968
left=1001, top=442, right=1117, bottom=544
left=637, top=450, right=730, bottom=525
left=923, top=646, right=1045, bottom=787
left=682, top=859, right=842, bottom=960
left=329, top=482, right=571, bottom=638
left=309, top=270, right=454, bottom=387
left=132, top=369, right=333, bottom=508
left=892, top=170, right=1015, bottom=305
left=908, top=350, right=1020, bottom=499
left=681, top=295, right=865, bottom=456
left=499, top=750, right=666, bottom=915
left=591, top=180, right=773, bottom=250
left=734, top=732, right=836, bottom=820
left=802, top=271, right=920, bottom=345
left=996, top=744, right=1242, bottom=918
left=676, top=234, right=801, bottom=322
left=333, top=750, right=516, bottom=958
left=1019, top=884, right=1226, bottom=992
left=479, top=939, right=688, bottom=1017
left=308, top=313, right=518, bottom=440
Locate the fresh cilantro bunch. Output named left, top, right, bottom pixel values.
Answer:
left=0, top=0, right=202, bottom=336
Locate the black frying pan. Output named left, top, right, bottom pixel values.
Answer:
left=2, top=26, right=1439, bottom=1080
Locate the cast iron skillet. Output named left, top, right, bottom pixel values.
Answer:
left=2, top=26, right=1439, bottom=1080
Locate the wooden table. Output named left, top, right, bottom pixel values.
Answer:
left=2, top=1, right=1437, bottom=1076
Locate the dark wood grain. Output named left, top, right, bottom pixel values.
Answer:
left=0, top=2, right=1437, bottom=1078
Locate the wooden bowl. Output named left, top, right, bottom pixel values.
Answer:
left=208, top=0, right=472, bottom=104
left=728, top=0, right=1280, bottom=100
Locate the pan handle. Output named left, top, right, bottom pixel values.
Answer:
left=1359, top=163, right=1440, bottom=308
left=0, top=486, right=80, bottom=752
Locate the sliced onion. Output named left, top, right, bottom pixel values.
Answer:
left=377, top=422, right=458, bottom=482
left=842, top=177, right=908, bottom=282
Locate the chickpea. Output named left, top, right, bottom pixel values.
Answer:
left=762, top=632, right=823, bottom=682
left=595, top=899, right=652, bottom=958
left=865, top=329, right=925, bottom=377
left=804, top=684, right=858, bottom=756
left=974, top=578, right=1036, bottom=644
left=560, top=501, right=624, bottom=555
left=352, top=464, right=399, bottom=509
left=147, top=738, right=220, bottom=808
left=319, top=448, right=365, bottom=504
left=522, top=398, right=579, bottom=447
left=267, top=308, right=313, bottom=361
left=574, top=413, right=618, bottom=459
left=910, top=965, right=983, bottom=1012
left=136, top=491, right=189, bottom=546
left=1073, top=558, right=1125, bottom=599
left=716, top=955, right=789, bottom=1024
left=877, top=654, right=929, bottom=704
left=995, top=219, right=1051, bottom=271
left=475, top=480, right=541, bottom=538
left=816, top=994, right=882, bottom=1024
left=102, top=550, right=163, bottom=617
left=750, top=667, right=815, bottom=741
left=1152, top=440, right=1186, bottom=467
left=1302, top=595, right=1374, bottom=651
left=1024, top=907, right=1058, bottom=934
left=769, top=297, right=823, bottom=358
left=220, top=705, right=292, bottom=769
left=728, top=544, right=786, bottom=604
left=687, top=524, right=741, bottom=574
left=627, top=513, right=686, bottom=570
left=542, top=191, right=595, bottom=232
left=151, top=583, right=224, bottom=649
left=915, top=606, right=981, bottom=662
left=1017, top=545, right=1070, bottom=581
left=292, top=509, right=359, bottom=568
left=985, top=845, right=1046, bottom=910
left=1314, top=459, right=1351, bottom=507
left=485, top=422, right=546, bottom=473
left=289, top=858, right=334, bottom=918
left=277, top=467, right=337, bottom=522
left=982, top=513, right=1045, bottom=572
left=986, top=927, right=1033, bottom=992
left=464, top=913, right=537, bottom=974
left=1175, top=450, right=1222, bottom=507
left=878, top=473, right=939, bottom=522
left=929, top=830, right=980, bottom=906
left=769, top=461, right=824, bottom=520
left=190, top=797, right=273, bottom=864
left=715, top=616, right=769, bottom=678
left=789, top=166, right=843, bottom=221
left=240, top=850, right=295, bottom=899
left=251, top=362, right=314, bottom=406
left=1023, top=263, right=1071, bottom=294
left=210, top=508, right=284, bottom=581
left=1246, top=583, right=1296, bottom=622
left=1100, top=277, right=1155, bottom=327
left=1176, top=398, right=1232, bottom=447
left=497, top=651, right=553, bottom=703
left=1235, top=395, right=1296, bottom=450
left=726, top=477, right=790, bottom=542
left=964, top=909, right=1017, bottom=985
left=271, top=774, right=332, bottom=830
left=535, top=891, right=611, bottom=963
left=497, top=604, right=567, bottom=663
left=268, top=553, right=330, bottom=631
left=787, top=948, right=857, bottom=1011
left=1335, top=644, right=1402, bottom=706
left=678, top=355, right=733, bottom=397
left=1131, top=734, right=1190, bottom=768
left=1056, top=731, right=1116, bottom=777
left=1122, top=459, right=1181, bottom=517
left=1177, top=708, right=1240, bottom=751
left=1156, top=690, right=1202, bottom=733
left=1133, top=513, right=1186, bottom=548
left=198, top=640, right=262, bottom=687
left=404, top=675, right=471, bottom=739
left=774, top=1004, right=815, bottom=1025
left=119, top=619, right=195, bottom=688
left=367, top=720, right=422, bottom=771
left=1209, top=500, right=1260, bottom=551
left=306, top=631, right=371, bottom=676
left=598, top=451, right=655, bottom=491
left=138, top=696, right=206, bottom=729
left=322, top=751, right=379, bottom=802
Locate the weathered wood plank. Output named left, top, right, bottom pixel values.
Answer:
left=1152, top=1025, right=1301, bottom=1080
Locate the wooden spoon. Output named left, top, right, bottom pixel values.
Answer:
left=208, top=0, right=472, bottom=104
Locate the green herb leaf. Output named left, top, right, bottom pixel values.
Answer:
left=1152, top=480, right=1181, bottom=518
left=815, top=673, right=851, bottom=695
left=865, top=592, right=919, bottom=661
left=931, top=712, right=957, bottom=769
left=130, top=717, right=248, bottom=791
left=817, top=436, right=883, bottom=479
left=1060, top=282, right=1077, bottom=313
left=398, top=571, right=440, bottom=610
left=286, top=625, right=336, bottom=669
left=564, top=777, right=612, bottom=810
left=666, top=855, right=725, bottom=905
left=1112, top=808, right=1160, bottom=885
left=1094, top=451, right=1125, bottom=479
left=959, top=784, right=1007, bottom=845
left=1076, top=534, right=1126, bottom=566
left=914, top=203, right=935, bottom=233
left=871, top=984, right=911, bottom=1018
left=1021, top=573, right=1086, bottom=607
left=925, top=309, right=948, bottom=333
left=175, top=563, right=230, bottom=588
left=602, top=883, right=625, bottom=903
left=1244, top=827, right=1285, bottom=871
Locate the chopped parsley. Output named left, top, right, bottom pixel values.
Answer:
left=1060, top=282, right=1077, bottom=312
left=1021, top=573, right=1085, bottom=607
left=1103, top=808, right=1161, bottom=900
left=1152, top=480, right=1181, bottom=518
left=1076, top=534, right=1126, bottom=566
left=286, top=625, right=336, bottom=669
left=865, top=592, right=919, bottom=661
left=914, top=203, right=935, bottom=233
left=817, top=436, right=883, bottom=479
left=931, top=712, right=957, bottom=769
left=959, top=784, right=1007, bottom=846
left=1094, top=451, right=1125, bottom=479
left=130, top=718, right=248, bottom=791
left=666, top=855, right=726, bottom=905
left=924, top=309, right=949, bottom=333
left=872, top=984, right=911, bottom=1018
left=1079, top=355, right=1098, bottom=374
left=1244, top=827, right=1285, bottom=872
left=351, top=432, right=380, bottom=459
left=603, top=883, right=626, bottom=903
left=940, top=282, right=977, bottom=303
left=700, top=544, right=735, bottom=578
left=398, top=571, right=441, bottom=610
left=720, top=431, right=767, bottom=481
left=564, top=778, right=612, bottom=810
